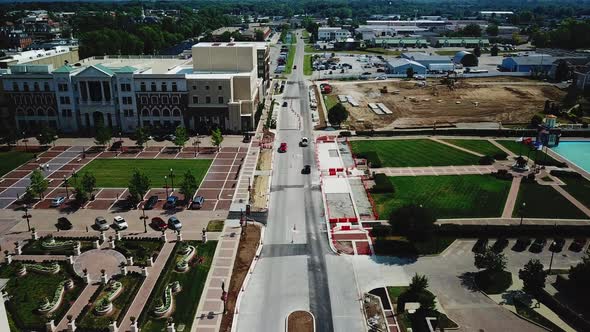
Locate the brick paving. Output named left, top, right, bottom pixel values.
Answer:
left=373, top=165, right=496, bottom=177
left=55, top=283, right=101, bottom=331
left=502, top=177, right=522, bottom=218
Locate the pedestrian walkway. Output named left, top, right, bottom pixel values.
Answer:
left=192, top=220, right=242, bottom=332
left=502, top=177, right=522, bottom=218
left=431, top=138, right=483, bottom=157
left=120, top=241, right=175, bottom=332
left=437, top=217, right=590, bottom=226
left=489, top=139, right=517, bottom=157
left=374, top=165, right=496, bottom=177
left=551, top=185, right=590, bottom=217
left=56, top=283, right=101, bottom=331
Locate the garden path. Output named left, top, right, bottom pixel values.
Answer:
left=430, top=138, right=484, bottom=157
left=502, top=177, right=522, bottom=218
left=55, top=283, right=101, bottom=331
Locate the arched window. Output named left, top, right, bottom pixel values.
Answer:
left=173, top=109, right=181, bottom=117
left=27, top=109, right=34, bottom=116
left=37, top=108, right=45, bottom=116
left=162, top=96, right=169, bottom=104
left=141, top=96, right=148, bottom=104
left=142, top=109, right=150, bottom=117
left=163, top=109, right=170, bottom=117
left=151, top=96, right=158, bottom=104
left=47, top=108, right=55, bottom=116
left=152, top=109, right=160, bottom=117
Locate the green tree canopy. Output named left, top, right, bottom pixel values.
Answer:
left=135, top=126, right=149, bottom=148
left=128, top=169, right=151, bottom=204
left=81, top=172, right=96, bottom=195
left=486, top=24, right=499, bottom=36
left=38, top=126, right=57, bottom=147
left=179, top=171, right=198, bottom=201
left=475, top=247, right=507, bottom=273
left=568, top=254, right=590, bottom=298
left=406, top=67, right=415, bottom=78
left=388, top=204, right=436, bottom=242
left=211, top=128, right=224, bottom=152
left=173, top=126, right=188, bottom=150
left=94, top=125, right=112, bottom=147
left=519, top=259, right=547, bottom=293
left=327, top=103, right=349, bottom=126
left=29, top=169, right=49, bottom=199
left=490, top=44, right=499, bottom=56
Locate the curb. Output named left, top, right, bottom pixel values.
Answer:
left=285, top=310, right=316, bottom=332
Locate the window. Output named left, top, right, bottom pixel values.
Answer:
left=140, top=82, right=146, bottom=92
left=173, top=109, right=181, bottom=117
left=151, top=82, right=157, bottom=92
left=60, top=96, right=71, bottom=105
left=161, top=83, right=167, bottom=92
left=34, top=82, right=39, bottom=91
left=124, top=109, right=134, bottom=117
left=58, top=83, right=68, bottom=92
left=192, top=85, right=196, bottom=90
left=152, top=110, right=160, bottom=117
left=43, top=82, right=50, bottom=92
left=172, top=96, right=179, bottom=104
left=218, top=85, right=222, bottom=90
left=141, top=96, right=148, bottom=104
left=205, top=85, right=210, bottom=90
left=192, top=96, right=198, bottom=104
left=23, top=83, right=29, bottom=92
left=122, top=96, right=132, bottom=105
left=163, top=109, right=170, bottom=117
left=172, top=82, right=177, bottom=92
left=162, top=96, right=169, bottom=104
left=12, top=82, right=19, bottom=91
left=142, top=109, right=149, bottom=117
left=120, top=83, right=131, bottom=92
left=218, top=96, right=224, bottom=104
left=61, top=109, right=72, bottom=117
left=205, top=96, right=211, bottom=103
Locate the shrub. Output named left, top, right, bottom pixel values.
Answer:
left=389, top=204, right=436, bottom=242
left=475, top=270, right=512, bottom=294
left=370, top=224, right=392, bottom=237
left=339, top=131, right=352, bottom=137
left=371, top=173, right=395, bottom=194
left=479, top=155, right=495, bottom=165
left=491, top=169, right=513, bottom=180
left=356, top=151, right=382, bottom=168
left=523, top=173, right=536, bottom=183
left=550, top=170, right=581, bottom=178
left=493, top=152, right=508, bottom=160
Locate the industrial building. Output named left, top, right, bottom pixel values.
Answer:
left=500, top=54, right=555, bottom=73
left=385, top=58, right=427, bottom=75
left=318, top=27, right=352, bottom=41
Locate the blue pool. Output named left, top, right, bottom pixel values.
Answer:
left=552, top=141, right=590, bottom=172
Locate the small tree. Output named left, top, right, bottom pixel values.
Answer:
left=519, top=259, right=547, bottom=293
left=389, top=204, right=436, bottom=242
left=554, top=60, right=570, bottom=82
left=473, top=45, right=482, bottom=57
left=327, top=103, right=349, bottom=126
left=128, top=169, right=151, bottom=204
left=74, top=182, right=89, bottom=203
left=408, top=273, right=429, bottom=295
left=474, top=247, right=507, bottom=273
left=211, top=128, right=224, bottom=152
left=94, top=125, right=112, bottom=147
left=135, top=127, right=149, bottom=148
left=81, top=172, right=96, bottom=195
left=29, top=169, right=49, bottom=199
left=179, top=171, right=198, bottom=202
left=530, top=114, right=543, bottom=127
left=490, top=44, right=499, bottom=56
left=568, top=254, right=590, bottom=299
left=406, top=67, right=415, bottom=78
left=38, top=126, right=57, bottom=147
left=173, top=126, right=188, bottom=151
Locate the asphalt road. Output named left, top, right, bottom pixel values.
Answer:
left=236, top=30, right=364, bottom=332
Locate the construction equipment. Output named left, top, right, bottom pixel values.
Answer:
left=441, top=71, right=458, bottom=90
left=379, top=86, right=388, bottom=93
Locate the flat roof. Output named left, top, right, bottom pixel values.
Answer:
left=78, top=57, right=190, bottom=74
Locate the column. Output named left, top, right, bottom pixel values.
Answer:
left=100, top=81, right=106, bottom=105
left=85, top=81, right=91, bottom=105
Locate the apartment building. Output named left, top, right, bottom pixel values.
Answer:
left=0, top=42, right=266, bottom=135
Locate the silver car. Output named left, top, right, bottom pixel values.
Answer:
left=95, top=216, right=109, bottom=231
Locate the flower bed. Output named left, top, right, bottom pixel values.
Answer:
left=153, top=281, right=181, bottom=317
left=24, top=262, right=60, bottom=274
left=114, top=238, right=163, bottom=267
left=175, top=244, right=196, bottom=272
left=94, top=280, right=123, bottom=315
left=37, top=280, right=67, bottom=313
left=40, top=237, right=77, bottom=250
left=22, top=236, right=96, bottom=255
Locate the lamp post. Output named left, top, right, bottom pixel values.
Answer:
left=140, top=207, right=148, bottom=233
left=193, top=135, right=201, bottom=157
left=119, top=131, right=123, bottom=151
left=53, top=135, right=58, bottom=148
left=23, top=204, right=31, bottom=231
left=520, top=202, right=526, bottom=226
left=63, top=175, right=69, bottom=199
left=548, top=241, right=556, bottom=273
left=71, top=168, right=78, bottom=185
left=169, top=169, right=174, bottom=191
left=164, top=176, right=169, bottom=198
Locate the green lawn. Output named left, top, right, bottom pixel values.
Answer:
left=115, top=239, right=163, bottom=267
left=140, top=241, right=217, bottom=332
left=206, top=219, right=225, bottom=232
left=372, top=175, right=512, bottom=219
left=80, top=159, right=212, bottom=188
left=350, top=139, right=481, bottom=167
left=555, top=175, right=590, bottom=209
left=0, top=150, right=35, bottom=176
left=284, top=41, right=296, bottom=74
left=442, top=139, right=506, bottom=156
left=497, top=140, right=562, bottom=165
left=324, top=95, right=339, bottom=112
left=513, top=181, right=589, bottom=219
left=303, top=54, right=313, bottom=75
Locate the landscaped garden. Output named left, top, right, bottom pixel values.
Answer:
left=21, top=235, right=96, bottom=256
left=513, top=181, right=589, bottom=219
left=77, top=273, right=144, bottom=331
left=79, top=159, right=212, bottom=188
left=0, top=261, right=84, bottom=331
left=497, top=140, right=564, bottom=166
left=114, top=238, right=164, bottom=267
left=139, top=240, right=217, bottom=332
left=0, top=150, right=35, bottom=177
left=551, top=172, right=590, bottom=208
left=372, top=175, right=511, bottom=219
left=442, top=139, right=506, bottom=157
left=350, top=139, right=481, bottom=167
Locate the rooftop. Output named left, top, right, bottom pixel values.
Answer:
left=387, top=58, right=426, bottom=68
left=402, top=52, right=451, bottom=62
left=78, top=56, right=190, bottom=74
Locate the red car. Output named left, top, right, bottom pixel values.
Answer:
left=151, top=217, right=168, bottom=231
left=279, top=142, right=288, bottom=153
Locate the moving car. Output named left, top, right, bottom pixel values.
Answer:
left=95, top=216, right=109, bottom=231
left=293, top=65, right=297, bottom=69
left=57, top=217, right=73, bottom=230
left=302, top=165, right=311, bottom=174
left=191, top=196, right=205, bottom=210
left=300, top=137, right=309, bottom=147
left=168, top=216, right=182, bottom=231
left=144, top=195, right=158, bottom=210
left=151, top=217, right=168, bottom=231
left=165, top=196, right=178, bottom=209
left=51, top=196, right=66, bottom=207
left=113, top=216, right=129, bottom=230
left=278, top=142, right=288, bottom=153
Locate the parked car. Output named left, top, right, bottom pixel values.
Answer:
left=95, top=216, right=109, bottom=231
left=282, top=101, right=288, bottom=107
left=168, top=216, right=182, bottom=231
left=113, top=216, right=128, bottom=230
left=51, top=196, right=66, bottom=207
left=165, top=134, right=176, bottom=141
left=278, top=142, right=288, bottom=153
left=529, top=238, right=547, bottom=253
left=165, top=196, right=179, bottom=209
left=144, top=195, right=158, bottom=210
left=491, top=237, right=509, bottom=253
left=151, top=217, right=168, bottom=231
left=550, top=237, right=566, bottom=252
left=302, top=165, right=311, bottom=174
left=191, top=196, right=205, bottom=209
left=513, top=237, right=531, bottom=252
left=569, top=237, right=587, bottom=252
left=56, top=217, right=73, bottom=230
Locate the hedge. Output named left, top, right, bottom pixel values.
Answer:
left=357, top=151, right=382, bottom=168
left=479, top=155, right=495, bottom=165
left=550, top=170, right=582, bottom=178
left=371, top=173, right=395, bottom=193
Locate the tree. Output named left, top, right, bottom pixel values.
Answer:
left=408, top=273, right=429, bottom=295
left=519, top=259, right=547, bottom=293
left=389, top=204, right=436, bottom=242
left=135, top=127, right=149, bottom=148
left=81, top=172, right=96, bottom=195
left=128, top=169, right=151, bottom=204
left=474, top=247, right=507, bottom=273
left=460, top=24, right=482, bottom=37
left=473, top=45, right=481, bottom=57
left=38, top=126, right=57, bottom=147
left=530, top=114, right=543, bottom=127
left=179, top=171, right=198, bottom=202
left=173, top=126, right=188, bottom=151
left=406, top=67, right=415, bottom=78
left=327, top=103, right=349, bottom=126
left=74, top=182, right=89, bottom=203
left=94, top=125, right=112, bottom=147
left=490, top=44, right=499, bottom=56
left=29, top=169, right=49, bottom=199
left=569, top=254, right=590, bottom=298
left=554, top=60, right=570, bottom=82
left=254, top=29, right=265, bottom=41
left=486, top=24, right=499, bottom=36
left=211, top=128, right=224, bottom=152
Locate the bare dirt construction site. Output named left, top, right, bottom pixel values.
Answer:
left=329, top=77, right=565, bottom=130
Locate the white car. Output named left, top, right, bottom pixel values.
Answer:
left=95, top=217, right=109, bottom=231
left=376, top=75, right=387, bottom=80
left=51, top=196, right=66, bottom=207
left=113, top=216, right=128, bottom=230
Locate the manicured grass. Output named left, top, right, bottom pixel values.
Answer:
left=302, top=29, right=310, bottom=41
left=497, top=140, right=562, bottom=165
left=0, top=150, right=35, bottom=176
left=372, top=175, right=511, bottom=219
left=80, top=159, right=212, bottom=188
left=206, top=219, right=225, bottom=232
left=0, top=262, right=84, bottom=330
left=475, top=270, right=512, bottom=294
left=21, top=236, right=95, bottom=255
left=513, top=181, right=589, bottom=219
left=324, top=95, right=339, bottom=112
left=434, top=50, right=458, bottom=56
left=114, top=239, right=163, bottom=267
left=442, top=139, right=506, bottom=156
left=514, top=297, right=566, bottom=332
left=284, top=41, right=296, bottom=74
left=140, top=240, right=217, bottom=332
left=373, top=236, right=456, bottom=256
left=303, top=54, right=313, bottom=76
left=350, top=139, right=481, bottom=167
left=555, top=175, right=590, bottom=209
left=77, top=273, right=144, bottom=329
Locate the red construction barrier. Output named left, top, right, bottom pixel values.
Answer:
left=336, top=167, right=344, bottom=172
left=338, top=217, right=348, bottom=223
left=348, top=217, right=358, bottom=223
left=329, top=169, right=336, bottom=176
left=341, top=225, right=351, bottom=231
left=329, top=218, right=338, bottom=223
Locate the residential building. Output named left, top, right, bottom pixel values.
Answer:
left=385, top=58, right=427, bottom=75
left=0, top=28, right=33, bottom=49
left=318, top=27, right=351, bottom=41
left=501, top=54, right=555, bottom=73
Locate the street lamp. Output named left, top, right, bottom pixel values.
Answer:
left=164, top=176, right=169, bottom=197
left=63, top=175, right=69, bottom=199
left=22, top=131, right=28, bottom=152
left=71, top=168, right=78, bottom=185
left=193, top=135, right=201, bottom=157
left=140, top=207, right=148, bottom=233
left=169, top=169, right=175, bottom=191
left=22, top=204, right=31, bottom=231
left=520, top=202, right=526, bottom=226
